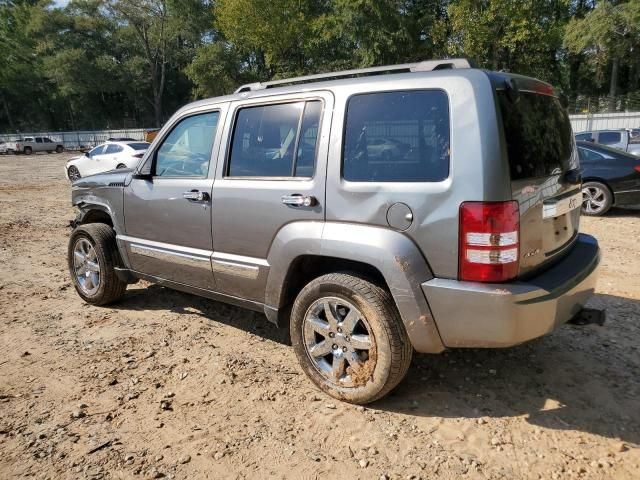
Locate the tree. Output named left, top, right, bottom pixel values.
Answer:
left=447, top=0, right=570, bottom=85
left=565, top=0, right=640, bottom=107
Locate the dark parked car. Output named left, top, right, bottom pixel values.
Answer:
left=577, top=140, right=640, bottom=216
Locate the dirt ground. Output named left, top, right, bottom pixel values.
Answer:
left=0, top=152, right=639, bottom=480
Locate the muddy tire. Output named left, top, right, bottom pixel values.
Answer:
left=290, top=273, right=412, bottom=404
left=68, top=223, right=127, bottom=305
left=24, top=146, right=32, bottom=155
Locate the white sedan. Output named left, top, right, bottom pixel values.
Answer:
left=65, top=141, right=150, bottom=181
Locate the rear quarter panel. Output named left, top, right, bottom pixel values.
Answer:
left=325, top=69, right=510, bottom=279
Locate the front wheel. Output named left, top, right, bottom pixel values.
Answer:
left=24, top=147, right=32, bottom=155
left=582, top=181, right=613, bottom=216
left=56, top=145, right=64, bottom=153
left=68, top=166, right=81, bottom=181
left=68, top=224, right=127, bottom=305
left=116, top=163, right=127, bottom=169
left=290, top=273, right=412, bottom=404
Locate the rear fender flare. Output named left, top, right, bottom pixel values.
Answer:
left=266, top=221, right=445, bottom=353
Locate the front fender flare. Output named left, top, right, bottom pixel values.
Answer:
left=266, top=222, right=445, bottom=353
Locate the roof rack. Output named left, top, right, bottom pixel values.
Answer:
left=234, top=58, right=474, bottom=93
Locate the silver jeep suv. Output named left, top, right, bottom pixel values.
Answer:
left=67, top=59, right=600, bottom=404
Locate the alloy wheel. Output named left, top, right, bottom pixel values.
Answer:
left=582, top=185, right=607, bottom=215
left=302, top=297, right=375, bottom=387
left=68, top=166, right=81, bottom=181
left=72, top=238, right=101, bottom=295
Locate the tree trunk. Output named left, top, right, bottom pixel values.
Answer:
left=153, top=95, right=162, bottom=127
left=609, top=56, right=619, bottom=112
left=1, top=93, right=15, bottom=132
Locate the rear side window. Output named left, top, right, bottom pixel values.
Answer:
left=575, top=133, right=594, bottom=142
left=578, top=147, right=606, bottom=162
left=598, top=132, right=622, bottom=145
left=498, top=91, right=575, bottom=179
left=105, top=144, right=123, bottom=154
left=128, top=142, right=150, bottom=150
left=227, top=101, right=322, bottom=178
left=343, top=90, right=450, bottom=182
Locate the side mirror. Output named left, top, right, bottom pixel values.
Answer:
left=131, top=172, right=152, bottom=181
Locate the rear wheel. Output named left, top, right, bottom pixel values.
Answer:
left=24, top=147, right=32, bottom=155
left=582, top=181, right=613, bottom=216
left=68, top=224, right=127, bottom=305
left=68, top=166, right=81, bottom=181
left=55, top=145, right=64, bottom=153
left=290, top=273, right=412, bottom=404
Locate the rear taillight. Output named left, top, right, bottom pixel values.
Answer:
left=634, top=165, right=640, bottom=173
left=459, top=201, right=520, bottom=283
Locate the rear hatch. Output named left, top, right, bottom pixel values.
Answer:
left=492, top=73, right=581, bottom=277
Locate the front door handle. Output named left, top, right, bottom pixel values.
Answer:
left=281, top=194, right=317, bottom=207
left=183, top=190, right=210, bottom=202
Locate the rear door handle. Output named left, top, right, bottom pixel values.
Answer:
left=183, top=190, right=210, bottom=201
left=281, top=194, right=316, bottom=207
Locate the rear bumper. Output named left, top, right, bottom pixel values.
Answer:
left=422, top=233, right=600, bottom=348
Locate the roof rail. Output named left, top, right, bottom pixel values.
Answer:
left=234, top=58, right=474, bottom=93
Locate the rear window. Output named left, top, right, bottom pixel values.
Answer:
left=598, top=132, right=622, bottom=145
left=497, top=91, right=575, bottom=180
left=128, top=142, right=150, bottom=150
left=343, top=90, right=450, bottom=182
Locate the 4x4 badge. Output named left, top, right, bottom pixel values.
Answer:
left=523, top=248, right=540, bottom=258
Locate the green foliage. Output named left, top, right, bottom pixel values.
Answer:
left=448, top=0, right=569, bottom=85
left=1, top=0, right=639, bottom=132
left=565, top=0, right=640, bottom=93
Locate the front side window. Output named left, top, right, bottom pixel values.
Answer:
left=343, top=91, right=450, bottom=182
left=155, top=111, right=219, bottom=177
left=227, top=101, right=322, bottom=178
left=88, top=145, right=106, bottom=157
left=35, top=138, right=42, bottom=143
left=598, top=132, right=622, bottom=145
left=43, top=138, right=52, bottom=143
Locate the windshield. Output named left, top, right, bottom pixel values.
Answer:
left=497, top=91, right=577, bottom=180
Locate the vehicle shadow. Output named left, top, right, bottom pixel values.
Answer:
left=604, top=206, right=640, bottom=218
left=377, top=292, right=640, bottom=445
left=114, top=285, right=639, bottom=444
left=115, top=283, right=291, bottom=346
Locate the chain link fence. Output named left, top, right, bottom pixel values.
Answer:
left=0, top=128, right=150, bottom=151
left=567, top=92, right=640, bottom=115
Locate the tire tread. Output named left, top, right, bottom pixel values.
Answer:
left=68, top=223, right=126, bottom=305
left=291, top=272, right=413, bottom=404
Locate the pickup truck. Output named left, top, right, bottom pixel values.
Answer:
left=7, top=137, right=64, bottom=155
left=575, top=129, right=640, bottom=156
